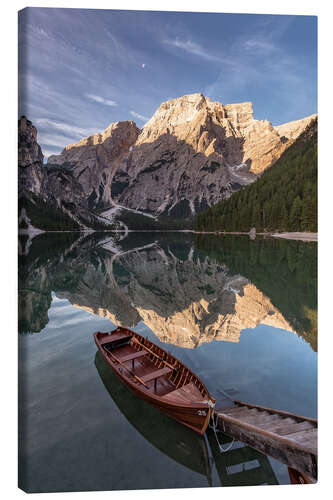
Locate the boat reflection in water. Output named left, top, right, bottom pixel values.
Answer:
left=95, top=351, right=279, bottom=487
left=94, top=351, right=213, bottom=485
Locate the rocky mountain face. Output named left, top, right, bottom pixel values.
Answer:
left=48, top=93, right=316, bottom=218
left=48, top=121, right=140, bottom=209
left=18, top=116, right=45, bottom=197
left=18, top=117, right=105, bottom=229
left=18, top=116, right=44, bottom=168
left=274, top=115, right=317, bottom=142
left=20, top=94, right=316, bottom=229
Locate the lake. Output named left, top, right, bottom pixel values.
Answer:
left=18, top=231, right=317, bottom=492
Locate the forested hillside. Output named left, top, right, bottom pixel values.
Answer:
left=195, top=118, right=317, bottom=233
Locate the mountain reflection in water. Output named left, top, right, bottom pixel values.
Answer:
left=18, top=231, right=317, bottom=352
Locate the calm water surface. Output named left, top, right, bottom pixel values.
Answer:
left=18, top=232, right=317, bottom=492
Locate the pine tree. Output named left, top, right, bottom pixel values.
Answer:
left=289, top=196, right=303, bottom=231
left=279, top=201, right=289, bottom=231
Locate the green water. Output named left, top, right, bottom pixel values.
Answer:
left=18, top=231, right=317, bottom=492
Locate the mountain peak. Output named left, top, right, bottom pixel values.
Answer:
left=274, top=114, right=317, bottom=141
left=142, top=92, right=211, bottom=132
left=41, top=93, right=316, bottom=219
left=62, top=120, right=140, bottom=152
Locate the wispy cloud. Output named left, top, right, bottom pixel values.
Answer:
left=242, top=38, right=276, bottom=54
left=85, top=94, right=117, bottom=106
left=203, top=25, right=315, bottom=123
left=34, top=118, right=98, bottom=140
left=34, top=118, right=103, bottom=158
left=163, top=38, right=221, bottom=63
left=38, top=134, right=70, bottom=150
left=130, top=110, right=149, bottom=122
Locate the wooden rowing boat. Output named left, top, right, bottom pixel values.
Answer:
left=94, top=351, right=212, bottom=483
left=94, top=327, right=215, bottom=435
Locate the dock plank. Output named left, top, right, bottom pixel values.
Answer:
left=214, top=400, right=317, bottom=481
left=287, top=428, right=317, bottom=447
left=222, top=407, right=252, bottom=418
left=259, top=420, right=314, bottom=436
left=241, top=414, right=281, bottom=425
left=257, top=417, right=294, bottom=430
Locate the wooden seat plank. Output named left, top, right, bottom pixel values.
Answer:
left=164, top=382, right=204, bottom=403
left=100, top=333, right=131, bottom=345
left=141, top=366, right=172, bottom=383
left=118, top=349, right=148, bottom=362
left=178, top=382, right=203, bottom=399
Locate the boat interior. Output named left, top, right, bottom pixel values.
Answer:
left=99, top=330, right=208, bottom=404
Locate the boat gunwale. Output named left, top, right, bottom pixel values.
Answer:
left=94, top=329, right=213, bottom=410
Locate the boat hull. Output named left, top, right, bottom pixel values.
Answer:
left=94, top=329, right=214, bottom=435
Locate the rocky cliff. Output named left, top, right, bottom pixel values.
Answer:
left=18, top=116, right=45, bottom=197
left=18, top=117, right=112, bottom=230
left=18, top=116, right=44, bottom=169
left=48, top=93, right=316, bottom=218
left=274, top=115, right=317, bottom=141
left=48, top=121, right=140, bottom=209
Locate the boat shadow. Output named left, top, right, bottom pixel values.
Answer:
left=94, top=351, right=213, bottom=485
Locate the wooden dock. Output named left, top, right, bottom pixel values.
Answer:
left=214, top=400, right=317, bottom=482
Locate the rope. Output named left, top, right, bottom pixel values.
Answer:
left=209, top=411, right=235, bottom=453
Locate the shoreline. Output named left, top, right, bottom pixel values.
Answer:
left=270, top=232, right=317, bottom=242
left=18, top=228, right=318, bottom=241
left=194, top=230, right=317, bottom=241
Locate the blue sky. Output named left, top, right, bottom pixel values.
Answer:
left=18, top=8, right=317, bottom=159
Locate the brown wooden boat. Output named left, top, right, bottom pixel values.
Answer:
left=94, top=351, right=212, bottom=483
left=94, top=327, right=215, bottom=435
